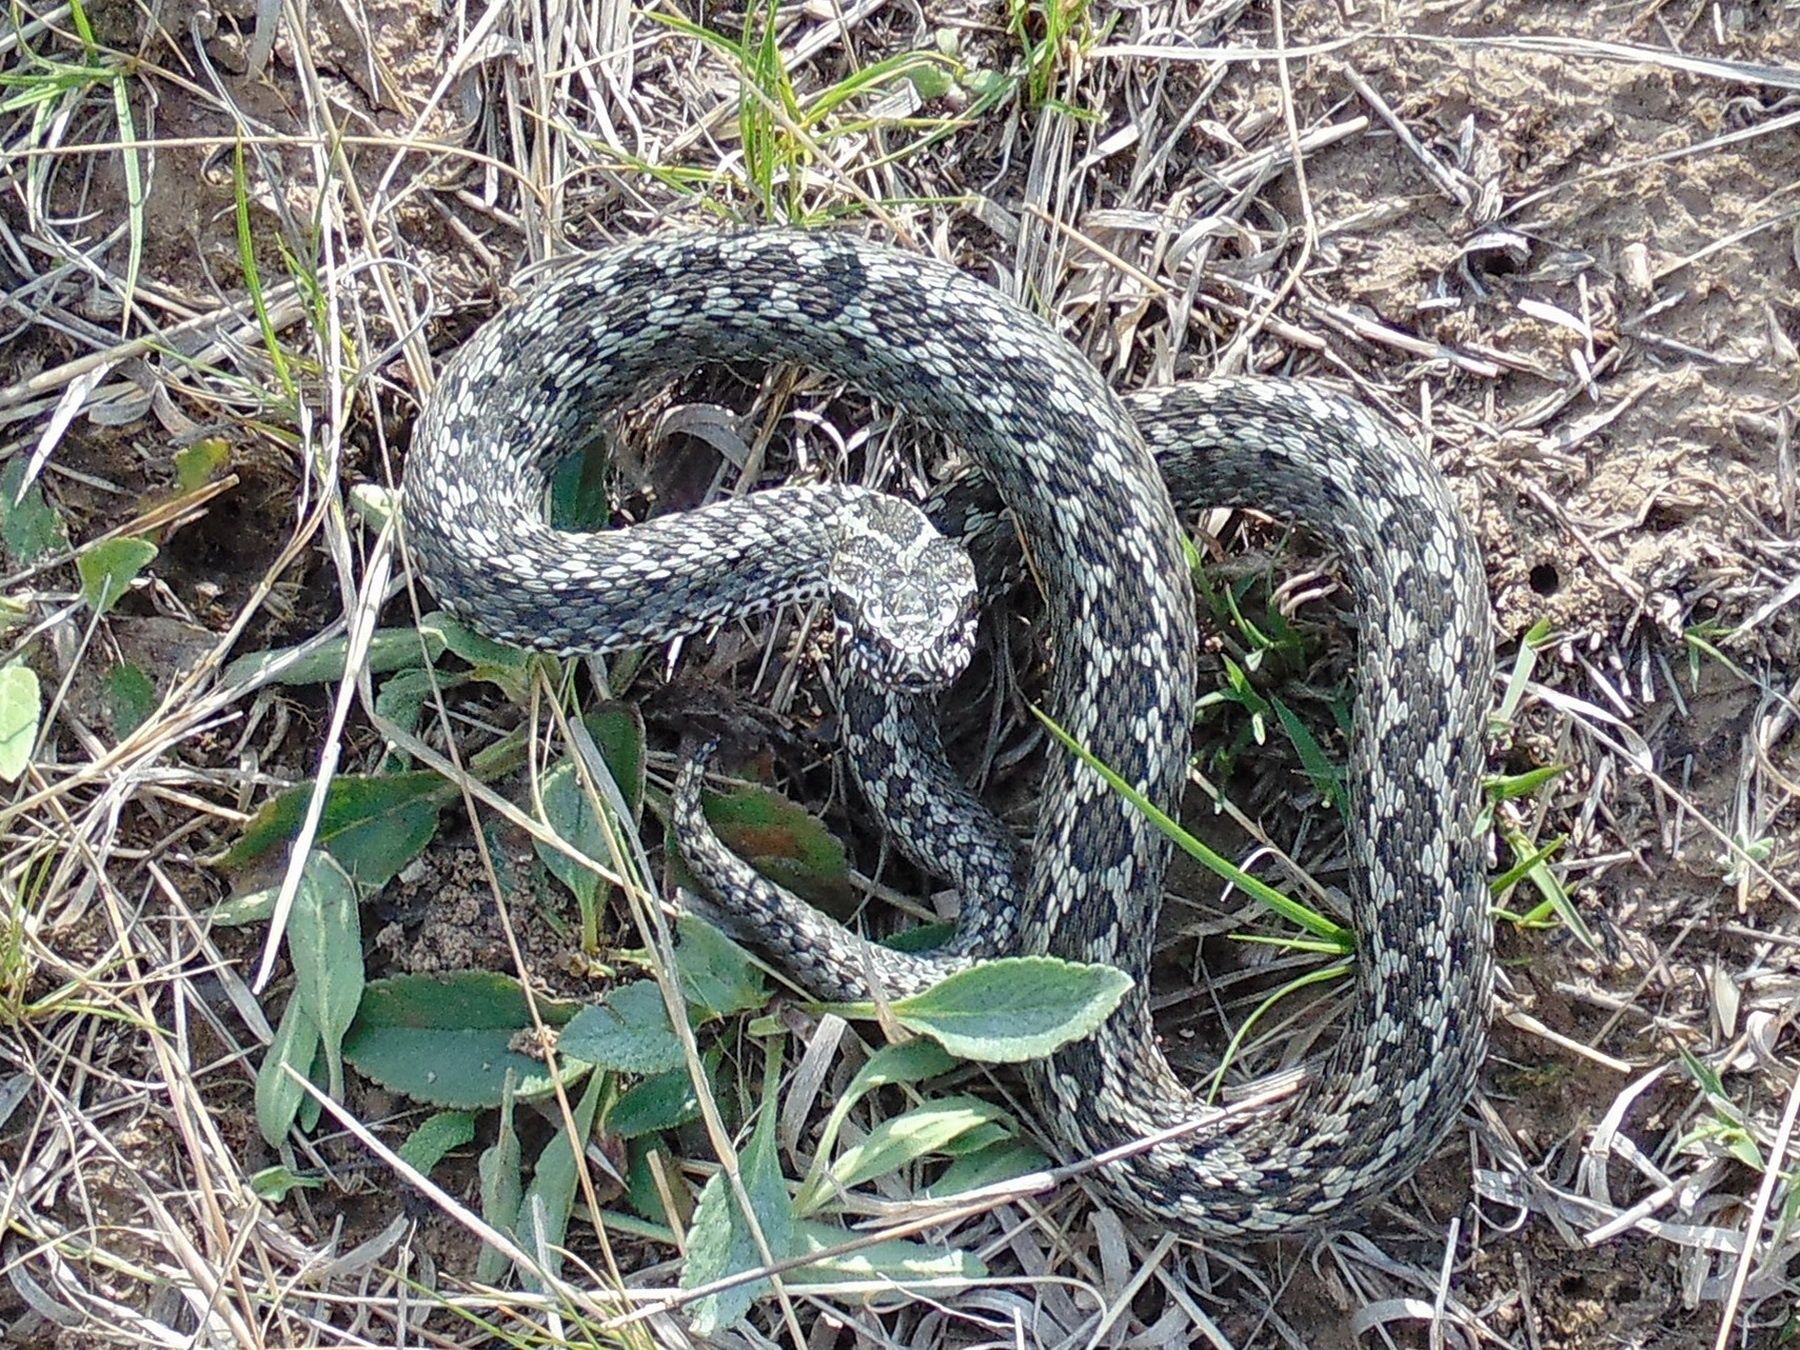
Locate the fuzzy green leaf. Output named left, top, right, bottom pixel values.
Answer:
left=216, top=771, right=447, bottom=887
left=927, top=1138, right=1051, bottom=1198
left=673, top=915, right=767, bottom=1021
left=343, top=973, right=585, bottom=1109
left=104, top=661, right=158, bottom=738
left=887, top=957, right=1132, bottom=1063
left=514, top=1071, right=607, bottom=1286
left=287, top=852, right=363, bottom=1100
left=537, top=759, right=611, bottom=909
left=0, top=459, right=68, bottom=563
left=607, top=1065, right=705, bottom=1139
left=560, top=982, right=685, bottom=1075
left=77, top=537, right=157, bottom=615
left=683, top=1052, right=795, bottom=1333
left=0, top=663, right=41, bottom=782
left=476, top=1088, right=523, bottom=1285
left=398, top=1109, right=479, bottom=1176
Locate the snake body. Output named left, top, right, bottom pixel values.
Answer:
left=405, top=231, right=1494, bottom=1236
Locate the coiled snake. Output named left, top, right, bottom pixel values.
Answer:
left=404, top=231, right=1494, bottom=1237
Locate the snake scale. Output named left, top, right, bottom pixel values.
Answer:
left=404, top=231, right=1494, bottom=1237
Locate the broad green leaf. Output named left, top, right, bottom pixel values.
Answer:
left=683, top=1051, right=795, bottom=1333
left=77, top=537, right=157, bottom=615
left=786, top=1218, right=986, bottom=1285
left=422, top=611, right=532, bottom=698
left=560, top=982, right=684, bottom=1075
left=423, top=612, right=525, bottom=669
left=398, top=1109, right=478, bottom=1175
left=549, top=441, right=613, bottom=532
left=697, top=782, right=854, bottom=912
left=343, top=972, right=585, bottom=1109
left=672, top=915, right=767, bottom=1021
left=256, top=994, right=321, bottom=1146
left=514, top=1070, right=607, bottom=1286
left=104, top=661, right=157, bottom=737
left=585, top=701, right=646, bottom=818
left=887, top=957, right=1132, bottom=1063
left=928, top=1138, right=1051, bottom=1198
left=215, top=771, right=446, bottom=887
left=287, top=852, right=363, bottom=1100
left=626, top=1139, right=676, bottom=1225
left=476, top=1086, right=523, bottom=1285
left=373, top=667, right=441, bottom=736
left=607, top=1064, right=705, bottom=1139
left=0, top=663, right=41, bottom=782
left=0, top=459, right=68, bottom=563
left=840, top=1040, right=957, bottom=1096
left=210, top=883, right=278, bottom=927
left=537, top=758, right=610, bottom=909
left=822, top=1097, right=1010, bottom=1198
left=173, top=437, right=231, bottom=490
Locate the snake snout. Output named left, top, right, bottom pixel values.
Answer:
left=830, top=505, right=978, bottom=693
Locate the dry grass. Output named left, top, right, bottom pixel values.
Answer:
left=1, top=0, right=1797, bottom=1345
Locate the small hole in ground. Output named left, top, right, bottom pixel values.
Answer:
left=1529, top=562, right=1560, bottom=596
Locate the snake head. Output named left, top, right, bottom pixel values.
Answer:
left=829, top=493, right=979, bottom=693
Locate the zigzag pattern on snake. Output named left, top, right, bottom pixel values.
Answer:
left=403, top=230, right=1494, bottom=1237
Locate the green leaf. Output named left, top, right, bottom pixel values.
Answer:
left=215, top=771, right=447, bottom=888
left=76, top=536, right=157, bottom=615
left=373, top=667, right=441, bottom=736
left=803, top=1040, right=957, bottom=1195
left=549, top=441, right=614, bottom=532
left=104, top=661, right=158, bottom=737
left=397, top=1109, right=479, bottom=1175
left=885, top=957, right=1132, bottom=1063
left=514, top=1069, right=607, bottom=1286
left=626, top=1139, right=676, bottom=1224
left=249, top=1166, right=324, bottom=1201
left=682, top=1050, right=796, bottom=1334
left=822, top=1097, right=1010, bottom=1198
left=672, top=915, right=767, bottom=1022
left=786, top=1219, right=986, bottom=1285
left=560, top=982, right=685, bottom=1075
left=928, top=1138, right=1051, bottom=1198
left=422, top=611, right=533, bottom=698
left=537, top=758, right=611, bottom=910
left=211, top=885, right=279, bottom=927
left=698, top=782, right=855, bottom=912
left=476, top=1086, right=523, bottom=1285
left=256, top=993, right=321, bottom=1147
left=1268, top=694, right=1347, bottom=817
left=343, top=972, right=586, bottom=1109
left=0, top=662, right=41, bottom=783
left=221, top=626, right=446, bottom=690
left=607, top=1064, right=704, bottom=1139
left=287, top=852, right=364, bottom=1100
left=585, top=701, right=646, bottom=818
left=0, top=458, right=68, bottom=563
left=173, top=437, right=231, bottom=491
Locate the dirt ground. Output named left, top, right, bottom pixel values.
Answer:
left=1, top=0, right=1797, bottom=1345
